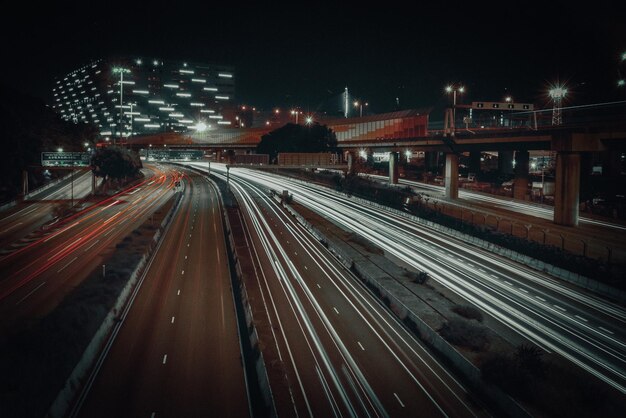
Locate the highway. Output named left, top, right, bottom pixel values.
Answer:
left=75, top=168, right=249, bottom=418
left=364, top=173, right=626, bottom=232
left=0, top=169, right=95, bottom=251
left=191, top=163, right=626, bottom=395
left=189, top=163, right=487, bottom=417
left=0, top=164, right=180, bottom=333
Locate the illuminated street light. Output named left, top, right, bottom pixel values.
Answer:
left=112, top=67, right=131, bottom=144
left=290, top=109, right=299, bottom=124
left=353, top=100, right=368, bottom=117
left=505, top=96, right=513, bottom=103
left=57, top=147, right=63, bottom=152
left=445, top=83, right=465, bottom=133
left=305, top=116, right=313, bottom=125
left=549, top=84, right=567, bottom=125
left=195, top=122, right=208, bottom=132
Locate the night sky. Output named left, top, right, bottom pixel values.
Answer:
left=3, top=1, right=625, bottom=115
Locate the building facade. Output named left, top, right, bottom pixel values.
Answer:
left=51, top=57, right=235, bottom=138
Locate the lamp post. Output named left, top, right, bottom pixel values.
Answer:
left=112, top=67, right=131, bottom=144
left=353, top=100, right=368, bottom=117
left=548, top=84, right=567, bottom=126
left=290, top=109, right=299, bottom=124
left=445, top=84, right=465, bottom=134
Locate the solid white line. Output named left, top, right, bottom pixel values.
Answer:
left=393, top=393, right=405, bottom=408
left=162, top=354, right=167, bottom=364
left=171, top=316, right=175, bottom=324
left=15, top=281, right=46, bottom=306
left=57, top=256, right=78, bottom=273
left=575, top=315, right=588, bottom=322
left=599, top=326, right=614, bottom=335
left=357, top=342, right=365, bottom=351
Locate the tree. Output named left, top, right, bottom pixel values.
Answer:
left=91, top=147, right=142, bottom=181
left=256, top=122, right=337, bottom=162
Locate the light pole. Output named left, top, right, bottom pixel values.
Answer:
left=445, top=84, right=465, bottom=134
left=353, top=100, right=368, bottom=117
left=548, top=83, right=567, bottom=126
left=112, top=67, right=131, bottom=144
left=290, top=109, right=299, bottom=124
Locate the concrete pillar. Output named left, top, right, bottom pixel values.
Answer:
left=445, top=153, right=459, bottom=199
left=513, top=150, right=529, bottom=200
left=498, top=150, right=514, bottom=174
left=469, top=151, right=481, bottom=175
left=346, top=151, right=354, bottom=174
left=389, top=152, right=399, bottom=184
left=216, top=150, right=222, bottom=162
left=554, top=152, right=580, bottom=226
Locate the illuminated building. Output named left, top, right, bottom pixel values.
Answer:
left=51, top=57, right=235, bottom=138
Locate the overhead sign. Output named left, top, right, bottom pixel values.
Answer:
left=146, top=149, right=204, bottom=161
left=41, top=152, right=91, bottom=167
left=472, top=102, right=534, bottom=111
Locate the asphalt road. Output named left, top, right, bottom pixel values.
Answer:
left=0, top=164, right=179, bottom=334
left=194, top=163, right=487, bottom=417
left=195, top=163, right=626, bottom=395
left=76, top=169, right=249, bottom=418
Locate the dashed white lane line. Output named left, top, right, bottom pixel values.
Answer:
left=490, top=274, right=499, bottom=279
left=357, top=342, right=365, bottom=351
left=504, top=281, right=513, bottom=286
left=599, top=326, right=614, bottom=335
left=185, top=255, right=187, bottom=260
left=294, top=252, right=298, bottom=256
left=536, top=296, right=546, bottom=302
left=187, top=243, right=190, bottom=247
left=162, top=354, right=167, bottom=364
left=57, top=256, right=78, bottom=273
left=333, top=307, right=339, bottom=315
left=394, top=393, right=405, bottom=408
left=554, top=305, right=566, bottom=312
left=519, top=288, right=528, bottom=293
left=304, top=266, right=308, bottom=270
left=15, top=281, right=46, bottom=306
left=171, top=316, right=175, bottom=324
left=177, top=289, right=181, bottom=295
left=83, top=239, right=100, bottom=252
left=181, top=270, right=185, bottom=275
left=317, top=284, right=321, bottom=289
left=575, top=315, right=588, bottom=322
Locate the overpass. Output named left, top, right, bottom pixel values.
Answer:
left=123, top=103, right=626, bottom=227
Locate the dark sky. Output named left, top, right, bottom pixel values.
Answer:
left=3, top=1, right=625, bottom=114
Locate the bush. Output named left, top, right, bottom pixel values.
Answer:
left=440, top=318, right=489, bottom=351
left=451, top=305, right=483, bottom=322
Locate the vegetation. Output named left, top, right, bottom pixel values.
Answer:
left=439, top=318, right=490, bottom=351
left=256, top=122, right=337, bottom=162
left=451, top=304, right=483, bottom=322
left=90, top=146, right=143, bottom=181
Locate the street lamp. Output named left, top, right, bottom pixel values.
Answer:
left=290, top=109, right=299, bottom=124
left=548, top=84, right=567, bottom=125
left=353, top=100, right=368, bottom=117
left=305, top=115, right=313, bottom=125
left=112, top=67, right=131, bottom=144
left=445, top=84, right=465, bottom=132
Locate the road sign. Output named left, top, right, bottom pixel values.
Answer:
left=146, top=149, right=204, bottom=161
left=41, top=152, right=91, bottom=167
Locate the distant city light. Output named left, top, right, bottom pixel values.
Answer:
left=618, top=79, right=625, bottom=87
left=57, top=148, right=63, bottom=152
left=305, top=116, right=313, bottom=124
left=195, top=122, right=208, bottom=132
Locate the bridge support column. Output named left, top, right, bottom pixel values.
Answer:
left=498, top=150, right=514, bottom=174
left=346, top=151, right=354, bottom=175
left=554, top=152, right=580, bottom=226
left=389, top=152, right=399, bottom=184
left=514, top=150, right=529, bottom=200
left=445, top=153, right=459, bottom=199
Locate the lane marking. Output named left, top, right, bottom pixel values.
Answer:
left=554, top=305, right=566, bottom=312
left=519, top=288, right=528, bottom=293
left=181, top=270, right=185, bottom=275
left=536, top=296, right=546, bottom=302
left=294, top=252, right=298, bottom=255
left=599, top=326, right=614, bottom=335
left=317, top=284, right=321, bottom=289
left=504, top=281, right=513, bottom=286
left=83, top=239, right=100, bottom=252
left=304, top=266, right=308, bottom=270
left=1, top=222, right=23, bottom=234
left=171, top=316, right=175, bottom=324
left=57, top=256, right=78, bottom=273
left=177, top=289, right=181, bottom=295
left=15, top=281, right=46, bottom=306
left=162, top=354, right=167, bottom=364
left=575, top=315, right=588, bottom=322
left=394, top=393, right=405, bottom=408
left=490, top=274, right=499, bottom=279
left=333, top=307, right=339, bottom=315
left=357, top=342, right=365, bottom=351
left=185, top=255, right=187, bottom=260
